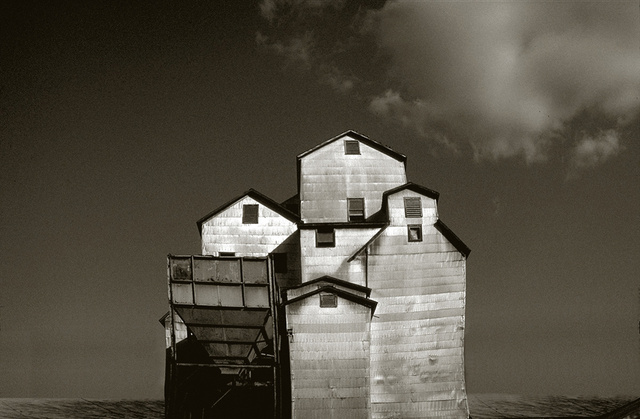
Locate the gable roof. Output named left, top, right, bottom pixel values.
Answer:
left=196, top=188, right=300, bottom=235
left=296, top=130, right=407, bottom=193
left=283, top=285, right=378, bottom=314
left=365, top=182, right=441, bottom=223
left=382, top=182, right=440, bottom=201
left=297, top=130, right=407, bottom=162
left=366, top=182, right=471, bottom=258
left=285, top=275, right=372, bottom=297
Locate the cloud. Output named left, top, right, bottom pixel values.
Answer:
left=258, top=1, right=640, bottom=169
left=256, top=31, right=314, bottom=69
left=318, top=64, right=356, bottom=93
left=567, top=130, right=622, bottom=179
left=369, top=89, right=456, bottom=150
left=369, top=1, right=639, bottom=163
left=256, top=0, right=381, bottom=93
left=259, top=0, right=346, bottom=23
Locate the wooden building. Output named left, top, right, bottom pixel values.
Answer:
left=163, top=130, right=470, bottom=418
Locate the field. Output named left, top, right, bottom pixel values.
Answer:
left=0, top=395, right=636, bottom=418
left=0, top=399, right=164, bottom=419
left=467, top=394, right=637, bottom=418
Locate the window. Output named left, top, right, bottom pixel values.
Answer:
left=242, top=204, right=258, bottom=224
left=320, top=293, right=338, bottom=308
left=316, top=227, right=335, bottom=247
left=219, top=252, right=236, bottom=257
left=347, top=198, right=365, bottom=222
left=273, top=253, right=288, bottom=274
left=344, top=140, right=360, bottom=155
left=404, top=197, right=422, bottom=218
left=407, top=225, right=423, bottom=242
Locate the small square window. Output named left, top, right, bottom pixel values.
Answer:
left=320, top=293, right=337, bottom=308
left=273, top=253, right=288, bottom=274
left=404, top=197, right=422, bottom=218
left=316, top=227, right=335, bottom=247
left=347, top=198, right=365, bottom=222
left=407, top=225, right=423, bottom=242
left=344, top=140, right=360, bottom=155
left=242, top=204, right=259, bottom=224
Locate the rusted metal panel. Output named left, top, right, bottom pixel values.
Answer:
left=168, top=256, right=276, bottom=365
left=299, top=133, right=407, bottom=223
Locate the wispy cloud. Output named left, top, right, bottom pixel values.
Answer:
left=258, top=0, right=640, bottom=172
left=567, top=130, right=622, bottom=179
left=256, top=0, right=381, bottom=94
left=369, top=89, right=457, bottom=151
left=256, top=31, right=314, bottom=69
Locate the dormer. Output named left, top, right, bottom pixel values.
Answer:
left=297, top=130, right=407, bottom=223
left=373, top=182, right=470, bottom=258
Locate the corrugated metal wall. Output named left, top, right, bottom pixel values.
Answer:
left=186, top=132, right=470, bottom=418
left=286, top=296, right=372, bottom=419
left=299, top=134, right=406, bottom=223
left=299, top=227, right=380, bottom=286
left=201, top=196, right=298, bottom=257
left=368, top=190, right=468, bottom=418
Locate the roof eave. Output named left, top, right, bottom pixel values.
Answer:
left=296, top=130, right=407, bottom=195
left=283, top=285, right=378, bottom=314
left=285, top=275, right=372, bottom=297
left=196, top=188, right=300, bottom=235
left=434, top=219, right=471, bottom=258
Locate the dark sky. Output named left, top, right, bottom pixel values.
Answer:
left=1, top=1, right=639, bottom=399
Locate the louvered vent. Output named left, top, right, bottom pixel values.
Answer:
left=348, top=198, right=365, bottom=222
left=404, top=197, right=422, bottom=218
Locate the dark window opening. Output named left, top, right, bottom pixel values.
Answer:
left=242, top=204, right=259, bottom=224
left=320, top=293, right=338, bottom=308
left=273, top=253, right=288, bottom=274
left=347, top=198, right=365, bottom=222
left=219, top=252, right=236, bottom=257
left=404, top=197, right=422, bottom=218
left=316, top=227, right=335, bottom=247
left=408, top=225, right=423, bottom=242
left=344, top=140, right=360, bottom=155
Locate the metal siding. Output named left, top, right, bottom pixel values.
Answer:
left=286, top=297, right=372, bottom=419
left=287, top=283, right=369, bottom=301
left=299, top=228, right=379, bottom=285
left=201, top=195, right=298, bottom=257
left=299, top=134, right=406, bottom=223
left=367, top=190, right=469, bottom=418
